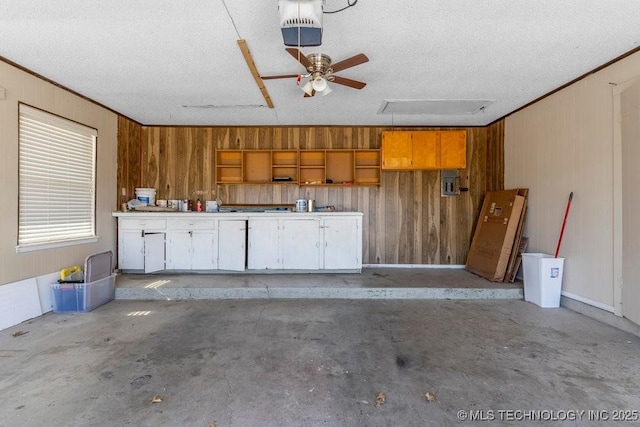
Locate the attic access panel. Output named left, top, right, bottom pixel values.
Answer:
left=378, top=99, right=493, bottom=115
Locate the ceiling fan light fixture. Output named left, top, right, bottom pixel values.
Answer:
left=321, top=84, right=332, bottom=96
left=301, top=80, right=314, bottom=96
left=311, top=75, right=327, bottom=91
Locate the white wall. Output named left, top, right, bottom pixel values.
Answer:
left=505, top=50, right=640, bottom=311
left=0, top=60, right=118, bottom=287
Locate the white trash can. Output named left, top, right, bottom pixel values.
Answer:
left=521, top=253, right=565, bottom=308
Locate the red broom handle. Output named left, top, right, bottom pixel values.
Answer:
left=555, top=192, right=573, bottom=258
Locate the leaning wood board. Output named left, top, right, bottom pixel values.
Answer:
left=465, top=189, right=526, bottom=281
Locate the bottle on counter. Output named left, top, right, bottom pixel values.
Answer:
left=196, top=199, right=202, bottom=212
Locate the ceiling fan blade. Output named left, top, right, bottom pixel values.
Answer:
left=285, top=47, right=312, bottom=69
left=330, top=53, right=369, bottom=73
left=330, top=75, right=367, bottom=90
left=261, top=74, right=300, bottom=80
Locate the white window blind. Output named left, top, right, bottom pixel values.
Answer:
left=18, top=104, right=97, bottom=248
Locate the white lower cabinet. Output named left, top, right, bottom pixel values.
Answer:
left=217, top=219, right=246, bottom=271
left=118, top=219, right=166, bottom=273
left=322, top=217, right=361, bottom=270
left=166, top=219, right=216, bottom=270
left=247, top=218, right=283, bottom=270
left=248, top=218, right=321, bottom=270
left=115, top=213, right=362, bottom=273
left=281, top=219, right=321, bottom=270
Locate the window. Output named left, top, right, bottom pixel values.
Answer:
left=17, top=104, right=97, bottom=252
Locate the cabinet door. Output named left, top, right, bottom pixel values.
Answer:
left=381, top=132, right=413, bottom=169
left=323, top=217, right=361, bottom=269
left=440, top=130, right=467, bottom=169
left=218, top=220, right=246, bottom=271
left=412, top=131, right=440, bottom=169
left=192, top=231, right=216, bottom=270
left=281, top=219, right=321, bottom=270
left=144, top=233, right=165, bottom=273
left=119, top=230, right=145, bottom=270
left=248, top=219, right=280, bottom=269
left=166, top=231, right=192, bottom=270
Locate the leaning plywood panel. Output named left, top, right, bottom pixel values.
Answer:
left=466, top=190, right=526, bottom=281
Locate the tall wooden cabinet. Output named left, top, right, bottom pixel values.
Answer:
left=381, top=130, right=466, bottom=170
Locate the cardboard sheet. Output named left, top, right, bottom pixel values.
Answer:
left=466, top=190, right=526, bottom=281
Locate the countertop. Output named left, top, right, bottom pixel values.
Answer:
left=112, top=210, right=363, bottom=218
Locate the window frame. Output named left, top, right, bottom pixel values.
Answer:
left=16, top=103, right=99, bottom=253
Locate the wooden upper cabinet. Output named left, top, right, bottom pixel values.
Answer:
left=381, top=130, right=466, bottom=170
left=381, top=131, right=413, bottom=169
left=412, top=131, right=440, bottom=169
left=440, top=130, right=467, bottom=169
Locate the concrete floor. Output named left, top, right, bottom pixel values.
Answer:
left=2, top=298, right=639, bottom=426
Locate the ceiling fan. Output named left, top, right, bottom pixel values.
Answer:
left=261, top=48, right=369, bottom=97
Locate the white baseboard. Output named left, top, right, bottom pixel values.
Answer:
left=561, top=290, right=614, bottom=313
left=561, top=294, right=639, bottom=337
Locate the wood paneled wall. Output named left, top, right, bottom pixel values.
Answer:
left=117, top=116, right=142, bottom=206
left=117, top=118, right=505, bottom=264
left=486, top=120, right=505, bottom=192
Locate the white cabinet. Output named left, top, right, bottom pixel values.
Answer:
left=217, top=220, right=247, bottom=271
left=281, top=219, right=321, bottom=270
left=247, top=218, right=282, bottom=270
left=118, top=219, right=166, bottom=273
left=114, top=212, right=362, bottom=273
left=322, top=217, right=361, bottom=270
left=248, top=218, right=321, bottom=270
left=166, top=219, right=216, bottom=270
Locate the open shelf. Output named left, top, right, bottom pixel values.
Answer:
left=354, top=150, right=381, bottom=185
left=216, top=148, right=380, bottom=186
left=326, top=150, right=355, bottom=184
left=243, top=151, right=271, bottom=183
left=271, top=150, right=298, bottom=183
left=216, top=150, right=242, bottom=184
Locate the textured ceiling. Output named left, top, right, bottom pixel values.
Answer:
left=1, top=0, right=640, bottom=126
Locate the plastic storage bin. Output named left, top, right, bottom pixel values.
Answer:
left=51, top=274, right=116, bottom=313
left=51, top=251, right=115, bottom=313
left=522, top=253, right=564, bottom=308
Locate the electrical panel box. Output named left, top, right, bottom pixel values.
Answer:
left=441, top=170, right=459, bottom=196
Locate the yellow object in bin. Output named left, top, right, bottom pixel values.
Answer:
left=60, top=265, right=82, bottom=281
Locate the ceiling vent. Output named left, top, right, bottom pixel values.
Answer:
left=378, top=99, right=494, bottom=115
left=278, top=0, right=324, bottom=46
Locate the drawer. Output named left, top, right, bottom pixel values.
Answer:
left=120, top=219, right=166, bottom=230
left=167, top=219, right=215, bottom=230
